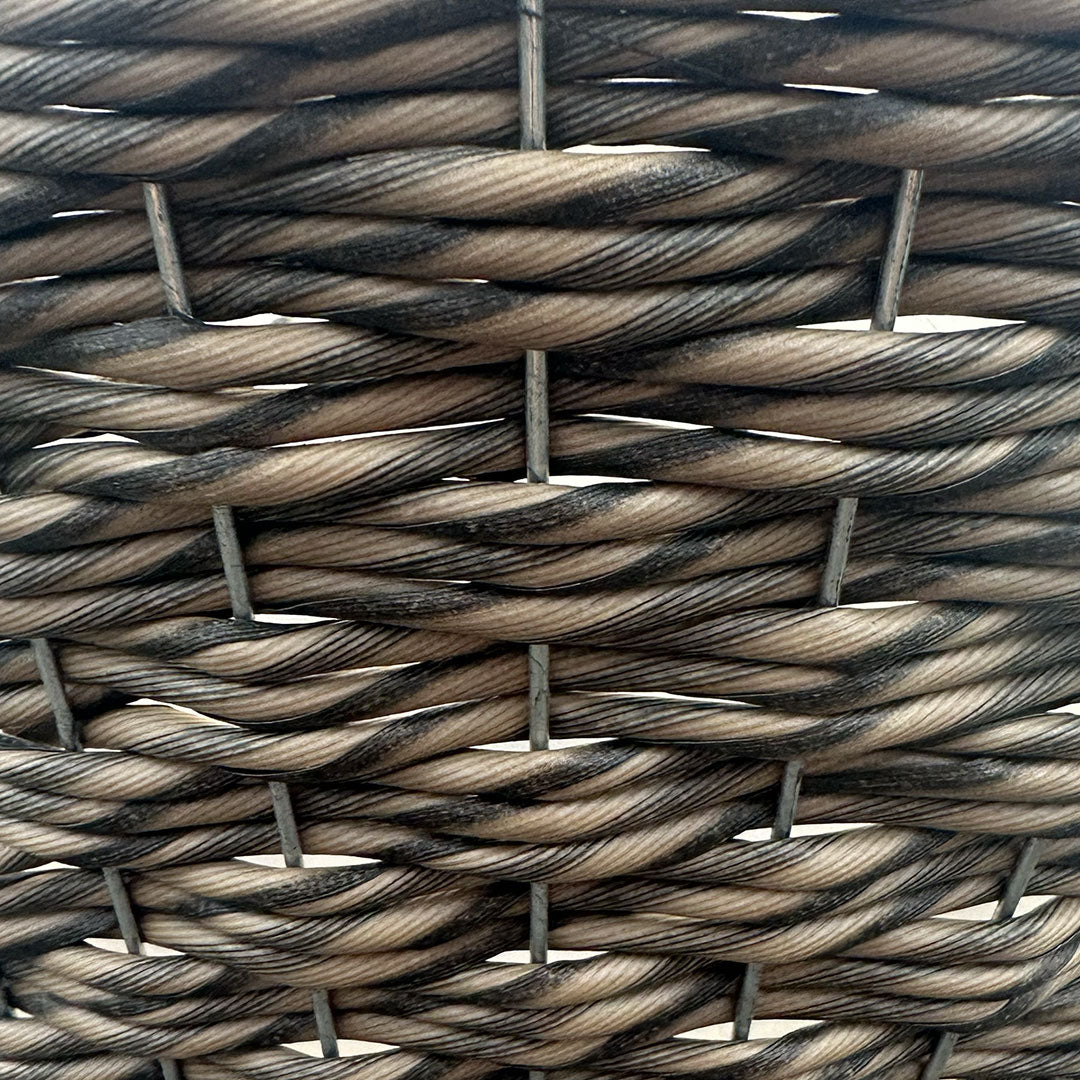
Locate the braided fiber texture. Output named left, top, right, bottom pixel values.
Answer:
left=5, top=2, right=1080, bottom=1080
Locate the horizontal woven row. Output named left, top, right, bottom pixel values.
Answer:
left=2, top=90, right=1080, bottom=176
left=4, top=0, right=1080, bottom=45
left=3, top=3, right=1080, bottom=1080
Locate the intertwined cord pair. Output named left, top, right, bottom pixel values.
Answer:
left=1, top=2, right=1080, bottom=1079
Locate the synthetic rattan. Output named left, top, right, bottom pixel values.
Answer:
left=1, top=2, right=1080, bottom=1080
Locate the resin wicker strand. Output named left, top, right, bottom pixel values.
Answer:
left=3, top=5, right=1080, bottom=1080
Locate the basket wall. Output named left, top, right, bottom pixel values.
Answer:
left=0, top=2, right=1079, bottom=1079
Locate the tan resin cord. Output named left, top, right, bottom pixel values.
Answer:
left=1, top=4, right=1080, bottom=1080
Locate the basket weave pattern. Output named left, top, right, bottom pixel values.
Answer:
left=2, top=2, right=1080, bottom=1078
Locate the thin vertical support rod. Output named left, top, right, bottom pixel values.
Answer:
left=143, top=183, right=192, bottom=317
left=30, top=639, right=80, bottom=751
left=30, top=638, right=183, bottom=1080
left=145, top=186, right=253, bottom=622
left=525, top=352, right=549, bottom=485
left=994, top=838, right=1044, bottom=921
left=819, top=168, right=924, bottom=607
left=736, top=168, right=925, bottom=1042
left=520, top=5, right=550, bottom=1077
left=519, top=0, right=546, bottom=154
left=528, top=640, right=550, bottom=971
left=212, top=505, right=254, bottom=621
left=732, top=758, right=801, bottom=1040
left=264, top=774, right=337, bottom=1055
left=920, top=1032, right=959, bottom=1080
left=142, top=180, right=339, bottom=1059
left=920, top=837, right=1045, bottom=1080
left=871, top=169, right=925, bottom=334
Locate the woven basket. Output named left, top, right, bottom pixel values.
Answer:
left=2, top=1, right=1080, bottom=1078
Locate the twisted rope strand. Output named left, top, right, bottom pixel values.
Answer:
left=0, top=5, right=1077, bottom=1078
left=1, top=14, right=1079, bottom=109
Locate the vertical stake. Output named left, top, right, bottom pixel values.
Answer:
left=819, top=168, right=924, bottom=606
left=520, top=5, right=550, bottom=1079
left=734, top=167, right=925, bottom=1041
left=30, top=638, right=183, bottom=1079
left=920, top=837, right=1044, bottom=1080
left=142, top=180, right=339, bottom=1058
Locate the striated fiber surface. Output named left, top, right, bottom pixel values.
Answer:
left=2, top=3, right=1080, bottom=1079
